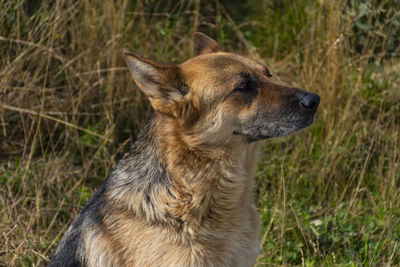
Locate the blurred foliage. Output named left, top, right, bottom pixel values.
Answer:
left=348, top=0, right=400, bottom=58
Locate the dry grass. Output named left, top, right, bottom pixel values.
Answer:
left=1, top=0, right=399, bottom=266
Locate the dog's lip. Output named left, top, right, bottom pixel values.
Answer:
left=234, top=115, right=317, bottom=142
left=233, top=129, right=272, bottom=141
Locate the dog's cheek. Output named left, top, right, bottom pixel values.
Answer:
left=213, top=105, right=241, bottom=137
left=235, top=103, right=258, bottom=128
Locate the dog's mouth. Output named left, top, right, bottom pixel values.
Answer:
left=233, top=114, right=317, bottom=142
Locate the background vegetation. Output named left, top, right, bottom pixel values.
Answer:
left=1, top=0, right=399, bottom=266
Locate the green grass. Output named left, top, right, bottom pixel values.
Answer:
left=1, top=0, right=400, bottom=266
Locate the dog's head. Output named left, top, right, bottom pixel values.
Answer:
left=124, top=33, right=319, bottom=147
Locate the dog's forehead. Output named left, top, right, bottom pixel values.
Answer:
left=180, top=52, right=263, bottom=96
left=182, top=52, right=262, bottom=74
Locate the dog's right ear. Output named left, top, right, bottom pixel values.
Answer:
left=193, top=32, right=222, bottom=56
left=123, top=50, right=195, bottom=118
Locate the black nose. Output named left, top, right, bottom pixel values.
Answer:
left=299, top=92, right=320, bottom=110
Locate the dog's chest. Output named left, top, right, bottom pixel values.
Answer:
left=197, top=202, right=261, bottom=267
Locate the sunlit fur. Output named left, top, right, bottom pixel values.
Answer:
left=50, top=32, right=319, bottom=267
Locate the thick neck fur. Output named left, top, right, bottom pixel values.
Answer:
left=106, top=114, right=260, bottom=235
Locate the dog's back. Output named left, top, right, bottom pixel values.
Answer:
left=50, top=186, right=105, bottom=266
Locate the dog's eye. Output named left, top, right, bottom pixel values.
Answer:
left=235, top=81, right=249, bottom=91
left=232, top=72, right=258, bottom=94
left=234, top=80, right=257, bottom=93
left=264, top=66, right=272, bottom=77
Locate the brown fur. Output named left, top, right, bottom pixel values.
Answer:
left=51, top=32, right=319, bottom=267
left=98, top=116, right=261, bottom=266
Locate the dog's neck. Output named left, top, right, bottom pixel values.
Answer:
left=156, top=115, right=261, bottom=231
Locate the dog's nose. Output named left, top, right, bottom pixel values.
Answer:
left=299, top=92, right=320, bottom=110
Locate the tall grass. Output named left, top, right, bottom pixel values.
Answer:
left=1, top=0, right=399, bottom=265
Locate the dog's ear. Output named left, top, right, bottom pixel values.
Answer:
left=123, top=50, right=196, bottom=119
left=193, top=32, right=222, bottom=56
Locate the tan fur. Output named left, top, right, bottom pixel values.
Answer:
left=94, top=36, right=264, bottom=266
left=52, top=32, right=319, bottom=267
left=90, top=117, right=261, bottom=266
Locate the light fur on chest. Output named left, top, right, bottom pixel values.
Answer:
left=81, top=143, right=261, bottom=267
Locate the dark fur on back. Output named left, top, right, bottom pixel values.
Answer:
left=49, top=186, right=105, bottom=266
left=50, top=117, right=173, bottom=265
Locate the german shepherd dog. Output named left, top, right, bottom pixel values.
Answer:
left=50, top=33, right=319, bottom=266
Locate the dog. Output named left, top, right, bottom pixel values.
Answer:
left=50, top=32, right=319, bottom=267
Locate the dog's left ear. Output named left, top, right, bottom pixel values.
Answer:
left=193, top=32, right=222, bottom=56
left=123, top=50, right=195, bottom=119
